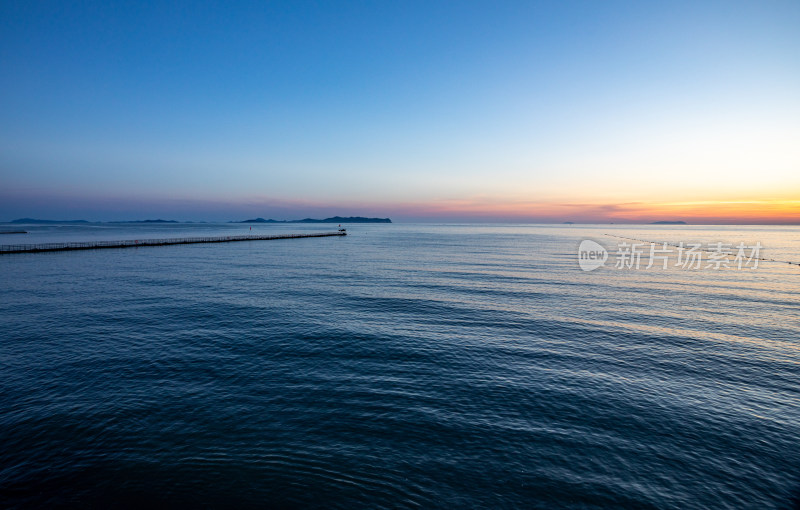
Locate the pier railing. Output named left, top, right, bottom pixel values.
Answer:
left=0, top=231, right=346, bottom=254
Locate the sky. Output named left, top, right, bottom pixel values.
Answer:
left=1, top=0, right=798, bottom=222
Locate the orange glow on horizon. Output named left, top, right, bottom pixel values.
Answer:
left=393, top=199, right=800, bottom=224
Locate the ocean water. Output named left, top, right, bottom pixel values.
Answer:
left=1, top=223, right=799, bottom=508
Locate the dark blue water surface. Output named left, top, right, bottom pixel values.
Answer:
left=1, top=223, right=799, bottom=508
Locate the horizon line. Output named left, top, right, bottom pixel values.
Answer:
left=5, top=217, right=800, bottom=226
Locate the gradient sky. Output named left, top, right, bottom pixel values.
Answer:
left=1, top=0, right=799, bottom=222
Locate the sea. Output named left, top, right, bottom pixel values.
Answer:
left=1, top=222, right=798, bottom=509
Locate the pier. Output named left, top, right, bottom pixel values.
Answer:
left=0, top=231, right=346, bottom=255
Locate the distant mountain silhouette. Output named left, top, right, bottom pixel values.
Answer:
left=650, top=221, right=687, bottom=225
left=10, top=218, right=90, bottom=224
left=109, top=219, right=179, bottom=223
left=9, top=216, right=392, bottom=224
left=239, top=216, right=391, bottom=224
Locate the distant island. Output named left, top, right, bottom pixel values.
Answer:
left=650, top=221, right=687, bottom=225
left=237, top=216, right=392, bottom=224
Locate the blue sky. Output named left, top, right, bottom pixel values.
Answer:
left=1, top=0, right=798, bottom=221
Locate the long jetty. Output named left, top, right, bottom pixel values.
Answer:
left=0, top=231, right=346, bottom=255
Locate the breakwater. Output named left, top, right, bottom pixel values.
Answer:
left=0, top=231, right=346, bottom=254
